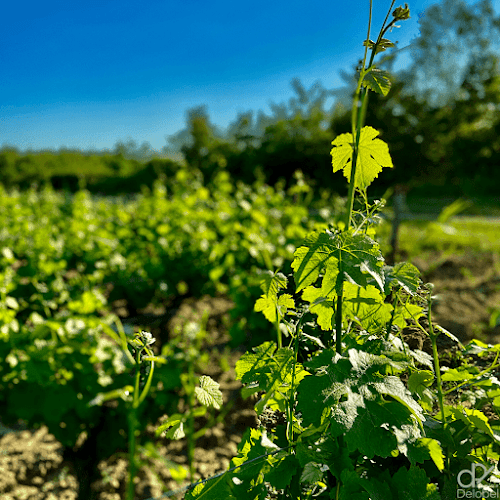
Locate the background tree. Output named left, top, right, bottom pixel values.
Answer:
left=353, top=0, right=500, bottom=196
left=168, top=106, right=232, bottom=185
left=225, top=78, right=337, bottom=189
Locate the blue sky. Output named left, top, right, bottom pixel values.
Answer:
left=2, top=0, right=499, bottom=153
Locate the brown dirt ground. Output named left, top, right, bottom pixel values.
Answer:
left=1, top=250, right=499, bottom=500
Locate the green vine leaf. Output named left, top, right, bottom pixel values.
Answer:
left=230, top=428, right=271, bottom=490
left=363, top=37, right=396, bottom=54
left=254, top=270, right=295, bottom=324
left=343, top=282, right=393, bottom=333
left=302, top=285, right=335, bottom=330
left=331, top=126, right=393, bottom=189
left=300, top=461, right=328, bottom=485
left=391, top=465, right=439, bottom=500
left=185, top=478, right=236, bottom=500
left=156, top=414, right=186, bottom=440
left=407, top=437, right=445, bottom=472
left=297, top=349, right=424, bottom=459
left=292, top=229, right=385, bottom=294
left=447, top=407, right=499, bottom=441
left=346, top=399, right=421, bottom=459
left=235, top=341, right=308, bottom=413
left=362, top=68, right=392, bottom=96
left=258, top=270, right=288, bottom=296
left=440, top=367, right=475, bottom=383
left=392, top=302, right=424, bottom=331
left=265, top=454, right=300, bottom=490
left=194, top=375, right=223, bottom=410
left=235, top=341, right=277, bottom=383
left=370, top=376, right=425, bottom=422
left=408, top=370, right=435, bottom=407
left=254, top=293, right=294, bottom=325
left=384, top=262, right=421, bottom=296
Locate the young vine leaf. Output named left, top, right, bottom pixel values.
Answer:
left=194, top=375, right=223, bottom=410
left=331, top=126, right=393, bottom=190
left=254, top=270, right=295, bottom=324
left=229, top=428, right=274, bottom=496
left=156, top=413, right=186, bottom=440
left=383, top=261, right=421, bottom=296
left=363, top=38, right=396, bottom=54
left=362, top=68, right=392, bottom=96
left=393, top=3, right=410, bottom=20
left=343, top=282, right=393, bottom=333
left=407, top=438, right=445, bottom=472
left=408, top=370, right=435, bottom=409
left=235, top=341, right=308, bottom=414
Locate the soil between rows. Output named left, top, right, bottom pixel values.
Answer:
left=1, top=250, right=499, bottom=500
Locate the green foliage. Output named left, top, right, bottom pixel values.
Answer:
left=362, top=68, right=392, bottom=96
left=0, top=174, right=336, bottom=496
left=292, top=229, right=385, bottom=293
left=0, top=175, right=334, bottom=332
left=254, top=271, right=294, bottom=325
left=0, top=147, right=184, bottom=194
left=331, top=126, right=393, bottom=190
left=0, top=313, right=129, bottom=447
left=187, top=2, right=500, bottom=498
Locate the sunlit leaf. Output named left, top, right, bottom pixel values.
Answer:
left=292, top=229, right=384, bottom=293
left=362, top=68, right=392, bottom=96
left=194, top=375, right=223, bottom=409
left=331, top=126, right=393, bottom=189
left=384, top=262, right=421, bottom=296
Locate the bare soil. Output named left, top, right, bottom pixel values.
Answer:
left=1, top=250, right=499, bottom=500
left=412, top=250, right=500, bottom=343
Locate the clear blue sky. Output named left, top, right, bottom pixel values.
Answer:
left=1, top=0, right=499, bottom=153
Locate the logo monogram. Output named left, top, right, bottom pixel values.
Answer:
left=457, top=464, right=495, bottom=488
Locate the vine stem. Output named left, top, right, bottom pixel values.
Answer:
left=338, top=0, right=376, bottom=356
left=276, top=309, right=282, bottom=349
left=413, top=292, right=450, bottom=471
left=426, top=297, right=446, bottom=427
left=127, top=342, right=156, bottom=500
left=287, top=326, right=299, bottom=444
left=126, top=349, right=142, bottom=500
left=337, top=2, right=372, bottom=359
left=335, top=288, right=343, bottom=355
left=187, top=356, right=196, bottom=483
left=426, top=301, right=451, bottom=472
left=345, top=0, right=397, bottom=230
left=333, top=3, right=402, bottom=497
left=287, top=311, right=308, bottom=444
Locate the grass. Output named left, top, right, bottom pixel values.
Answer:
left=377, top=215, right=500, bottom=258
left=405, top=196, right=500, bottom=217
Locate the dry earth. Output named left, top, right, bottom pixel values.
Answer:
left=1, top=250, right=499, bottom=500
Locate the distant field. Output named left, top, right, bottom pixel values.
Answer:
left=377, top=215, right=500, bottom=258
